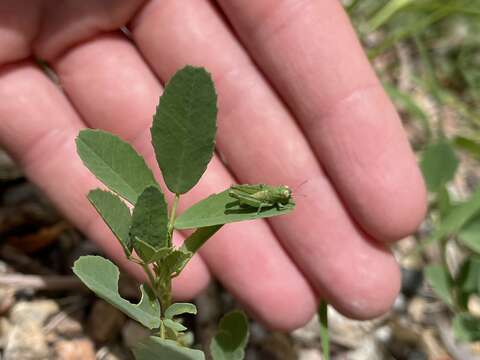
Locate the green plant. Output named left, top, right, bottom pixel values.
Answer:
left=72, top=66, right=294, bottom=359
left=318, top=300, right=330, bottom=360
left=345, top=0, right=480, bottom=343
left=419, top=138, right=480, bottom=342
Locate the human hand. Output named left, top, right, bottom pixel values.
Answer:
left=0, top=0, right=426, bottom=330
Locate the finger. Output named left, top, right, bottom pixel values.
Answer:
left=130, top=0, right=400, bottom=319
left=51, top=33, right=317, bottom=330
left=0, top=62, right=208, bottom=299
left=0, top=0, right=42, bottom=64
left=33, top=0, right=145, bottom=61
left=215, top=0, right=427, bottom=241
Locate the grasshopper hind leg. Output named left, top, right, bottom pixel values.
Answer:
left=256, top=203, right=264, bottom=215
left=229, top=190, right=267, bottom=213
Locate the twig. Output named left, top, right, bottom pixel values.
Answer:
left=0, top=273, right=141, bottom=298
left=0, top=274, right=86, bottom=291
left=0, top=245, right=55, bottom=275
left=43, top=300, right=87, bottom=333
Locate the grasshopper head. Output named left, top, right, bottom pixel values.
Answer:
left=279, top=185, right=292, bottom=202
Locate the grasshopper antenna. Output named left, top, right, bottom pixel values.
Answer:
left=292, top=180, right=309, bottom=198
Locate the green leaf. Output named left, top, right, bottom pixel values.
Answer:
left=76, top=129, right=157, bottom=204
left=130, top=186, right=169, bottom=252
left=88, top=189, right=132, bottom=256
left=419, top=186, right=480, bottom=249
left=420, top=141, right=459, bottom=193
left=384, top=82, right=431, bottom=139
left=175, top=190, right=295, bottom=230
left=183, top=225, right=223, bottom=253
left=72, top=256, right=160, bottom=329
left=455, top=256, right=480, bottom=305
left=367, top=0, right=413, bottom=31
left=453, top=136, right=480, bottom=160
left=210, top=310, right=249, bottom=360
left=163, top=318, right=187, bottom=332
left=151, top=66, right=217, bottom=194
left=453, top=313, right=480, bottom=342
left=132, top=336, right=205, bottom=360
left=133, top=239, right=171, bottom=264
left=436, top=185, right=452, bottom=218
left=458, top=215, right=480, bottom=254
left=165, top=303, right=197, bottom=319
left=425, top=265, right=454, bottom=307
left=163, top=249, right=192, bottom=276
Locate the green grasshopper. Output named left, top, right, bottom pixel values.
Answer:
left=228, top=184, right=293, bottom=214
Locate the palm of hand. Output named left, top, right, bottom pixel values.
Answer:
left=0, top=0, right=426, bottom=330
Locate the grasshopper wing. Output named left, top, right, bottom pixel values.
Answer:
left=230, top=184, right=266, bottom=194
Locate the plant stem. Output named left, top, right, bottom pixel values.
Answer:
left=159, top=322, right=166, bottom=339
left=319, top=300, right=330, bottom=360
left=141, top=262, right=163, bottom=301
left=167, top=194, right=180, bottom=247
left=141, top=263, right=156, bottom=288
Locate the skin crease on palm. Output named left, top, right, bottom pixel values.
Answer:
left=0, top=0, right=427, bottom=331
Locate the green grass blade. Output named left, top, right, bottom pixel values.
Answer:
left=367, top=0, right=414, bottom=32
left=318, top=300, right=330, bottom=360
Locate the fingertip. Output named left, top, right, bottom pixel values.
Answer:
left=243, top=282, right=318, bottom=332
left=362, top=159, right=428, bottom=243
left=325, top=247, right=401, bottom=320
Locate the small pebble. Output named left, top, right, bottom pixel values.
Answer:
left=297, top=348, right=322, bottom=360
left=54, top=338, right=96, bottom=360
left=468, top=295, right=480, bottom=317
left=375, top=325, right=393, bottom=343
left=291, top=315, right=319, bottom=345
left=328, top=307, right=384, bottom=348
left=393, top=293, right=407, bottom=313
left=10, top=300, right=59, bottom=327
left=4, top=323, right=50, bottom=360
left=401, top=267, right=424, bottom=298
left=54, top=313, right=84, bottom=338
left=0, top=286, right=15, bottom=315
left=345, top=337, right=385, bottom=360
left=408, top=297, right=429, bottom=323
left=0, top=318, right=12, bottom=349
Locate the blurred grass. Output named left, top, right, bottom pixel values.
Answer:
left=346, top=0, right=480, bottom=343
left=346, top=0, right=480, bottom=147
